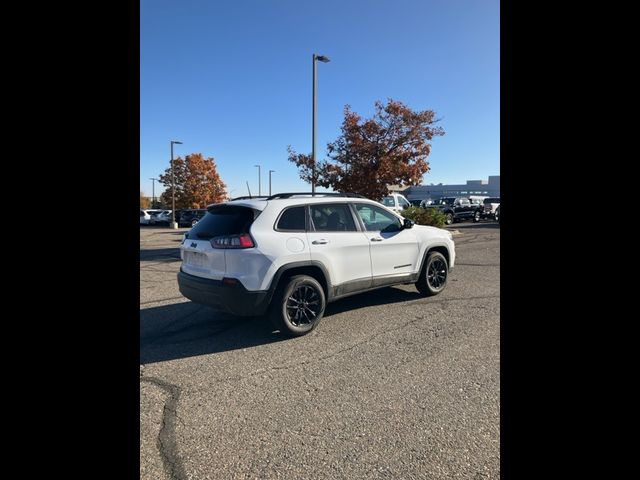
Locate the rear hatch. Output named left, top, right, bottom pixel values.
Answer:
left=180, top=205, right=258, bottom=280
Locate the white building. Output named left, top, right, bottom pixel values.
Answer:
left=403, top=176, right=500, bottom=201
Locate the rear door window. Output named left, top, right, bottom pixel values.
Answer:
left=310, top=204, right=357, bottom=232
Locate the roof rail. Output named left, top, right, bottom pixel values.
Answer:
left=230, top=195, right=269, bottom=201
left=266, top=192, right=367, bottom=200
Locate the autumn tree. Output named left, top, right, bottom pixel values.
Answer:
left=288, top=99, right=445, bottom=200
left=159, top=153, right=227, bottom=208
left=140, top=192, right=151, bottom=209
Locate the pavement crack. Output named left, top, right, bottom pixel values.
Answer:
left=206, top=294, right=499, bottom=388
left=141, top=376, right=187, bottom=480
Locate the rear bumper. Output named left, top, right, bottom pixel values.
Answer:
left=177, top=270, right=270, bottom=316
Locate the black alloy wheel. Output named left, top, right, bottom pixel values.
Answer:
left=416, top=251, right=449, bottom=296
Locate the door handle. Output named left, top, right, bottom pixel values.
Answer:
left=312, top=239, right=329, bottom=245
left=370, top=237, right=383, bottom=242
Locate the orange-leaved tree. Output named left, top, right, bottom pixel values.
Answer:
left=288, top=99, right=444, bottom=201
left=140, top=192, right=151, bottom=209
left=159, top=153, right=227, bottom=208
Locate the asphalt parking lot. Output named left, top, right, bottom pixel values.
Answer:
left=140, top=221, right=500, bottom=479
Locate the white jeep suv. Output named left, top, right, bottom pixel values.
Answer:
left=178, top=193, right=455, bottom=336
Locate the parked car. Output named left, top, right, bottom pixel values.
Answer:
left=425, top=197, right=482, bottom=225
left=482, top=197, right=500, bottom=220
left=140, top=209, right=162, bottom=225
left=174, top=209, right=186, bottom=223
left=178, top=209, right=207, bottom=228
left=178, top=192, right=455, bottom=336
left=469, top=196, right=488, bottom=213
left=381, top=193, right=412, bottom=213
left=149, top=210, right=172, bottom=226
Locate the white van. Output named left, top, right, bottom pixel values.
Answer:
left=381, top=193, right=411, bottom=213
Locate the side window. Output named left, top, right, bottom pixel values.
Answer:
left=310, top=204, right=356, bottom=232
left=400, top=197, right=410, bottom=207
left=355, top=204, right=402, bottom=232
left=276, top=206, right=306, bottom=231
left=460, top=198, right=470, bottom=205
left=140, top=210, right=145, bottom=217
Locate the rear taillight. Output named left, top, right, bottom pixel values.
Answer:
left=210, top=234, right=255, bottom=249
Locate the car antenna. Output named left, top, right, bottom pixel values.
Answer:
left=246, top=181, right=252, bottom=199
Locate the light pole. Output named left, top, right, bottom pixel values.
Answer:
left=312, top=53, right=330, bottom=194
left=170, top=140, right=183, bottom=228
left=149, top=178, right=158, bottom=207
left=269, top=170, right=275, bottom=196
left=254, top=164, right=261, bottom=196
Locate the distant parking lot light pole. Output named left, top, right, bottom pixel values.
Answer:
left=254, top=164, right=261, bottom=196
left=269, top=170, right=275, bottom=196
left=170, top=140, right=183, bottom=229
left=149, top=178, right=158, bottom=207
left=312, top=53, right=330, bottom=194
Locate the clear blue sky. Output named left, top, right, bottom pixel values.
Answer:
left=140, top=0, right=499, bottom=198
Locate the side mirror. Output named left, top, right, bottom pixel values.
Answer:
left=403, top=218, right=414, bottom=229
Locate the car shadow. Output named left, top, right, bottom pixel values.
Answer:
left=140, top=303, right=285, bottom=364
left=140, top=247, right=181, bottom=262
left=324, top=286, right=423, bottom=315
left=140, top=286, right=424, bottom=364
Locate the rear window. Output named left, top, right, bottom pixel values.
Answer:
left=187, top=206, right=257, bottom=240
left=382, top=197, right=395, bottom=206
left=484, top=198, right=500, bottom=204
left=277, top=206, right=306, bottom=231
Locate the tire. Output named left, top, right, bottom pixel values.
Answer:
left=473, top=211, right=481, bottom=222
left=269, top=275, right=326, bottom=336
left=415, top=251, right=449, bottom=296
left=445, top=213, right=454, bottom=225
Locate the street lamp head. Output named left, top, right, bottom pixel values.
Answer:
left=316, top=55, right=330, bottom=63
left=171, top=140, right=183, bottom=145
left=254, top=165, right=260, bottom=168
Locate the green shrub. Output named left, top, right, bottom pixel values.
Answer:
left=401, top=206, right=447, bottom=228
